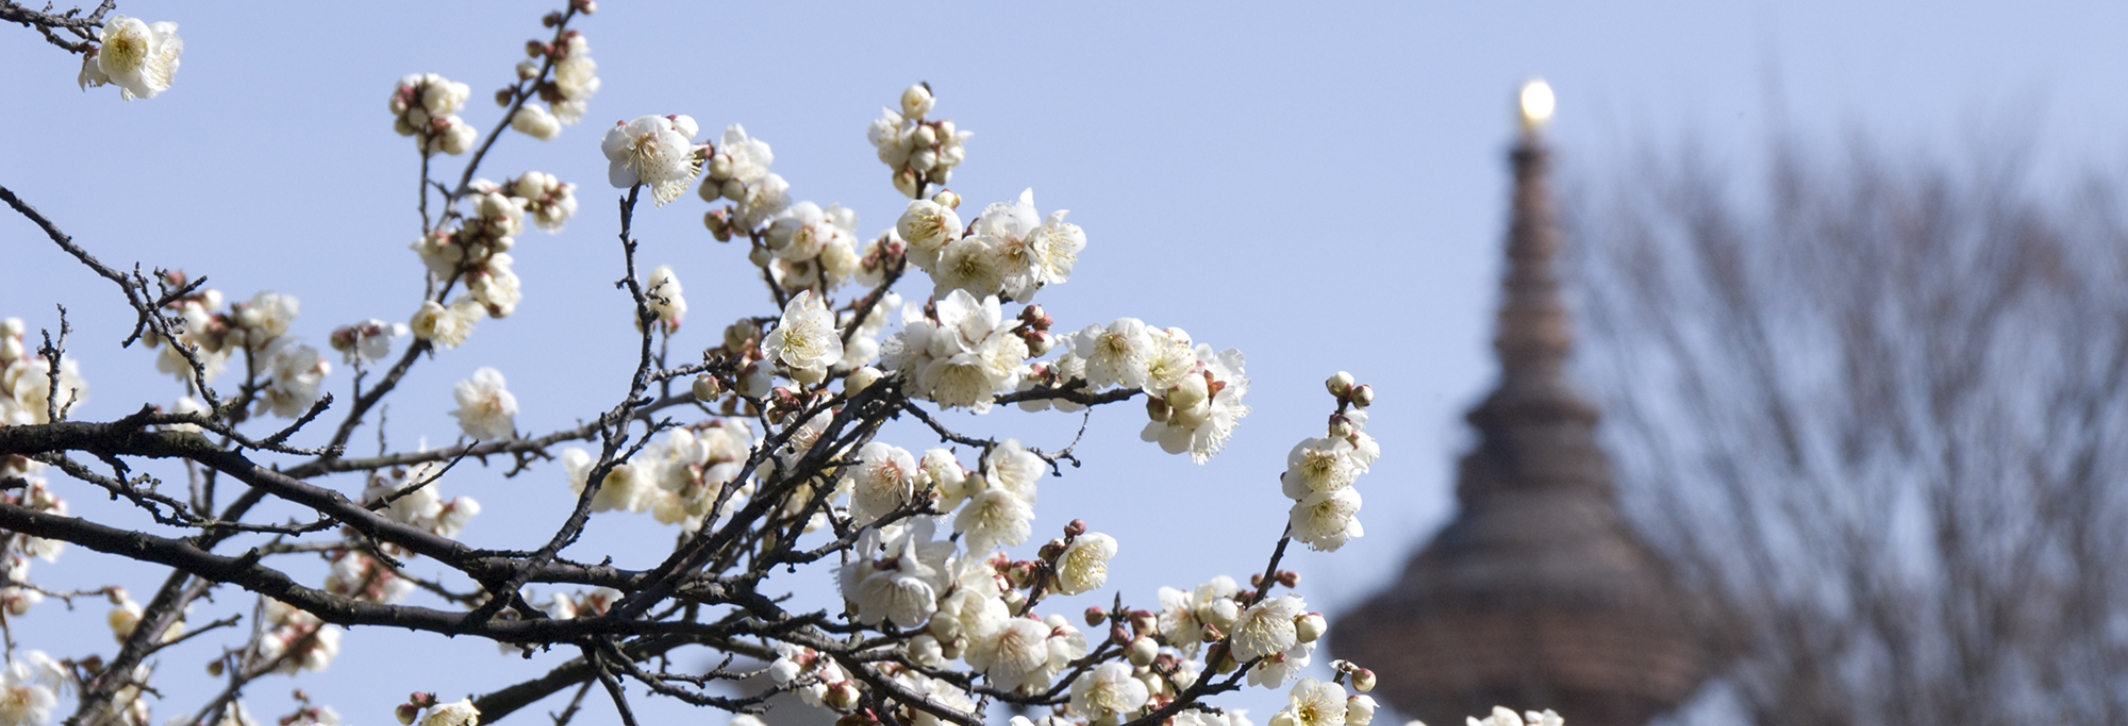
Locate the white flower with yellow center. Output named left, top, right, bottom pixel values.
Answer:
left=93, top=16, right=182, bottom=100
left=1052, top=532, right=1116, bottom=595
left=897, top=199, right=963, bottom=271
left=1272, top=679, right=1348, bottom=726
left=932, top=235, right=1003, bottom=301
left=954, top=488, right=1032, bottom=556
left=966, top=617, right=1051, bottom=692
left=601, top=114, right=701, bottom=205
left=1069, top=662, right=1150, bottom=725
left=1289, top=487, right=1363, bottom=552
left=1281, top=437, right=1360, bottom=498
left=762, top=290, right=843, bottom=385
left=848, top=442, right=917, bottom=524
left=1231, top=594, right=1305, bottom=662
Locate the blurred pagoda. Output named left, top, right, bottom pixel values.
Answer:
left=1327, top=81, right=1730, bottom=726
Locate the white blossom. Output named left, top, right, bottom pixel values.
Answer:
left=1289, top=487, right=1364, bottom=552
left=418, top=699, right=480, bottom=726
left=449, top=367, right=518, bottom=440
left=643, top=264, right=687, bottom=332
left=1271, top=679, right=1347, bottom=726
left=1158, top=575, right=1240, bottom=654
left=848, top=442, right=918, bottom=524
left=1143, top=344, right=1251, bottom=464
left=91, top=16, right=182, bottom=100
left=1075, top=319, right=1153, bottom=391
left=1053, top=532, right=1116, bottom=596
left=838, top=520, right=956, bottom=628
left=762, top=290, right=843, bottom=385
left=1069, top=662, right=1150, bottom=724
left=510, top=171, right=578, bottom=231
left=329, top=319, right=408, bottom=365
left=602, top=114, right=702, bottom=205
left=954, top=489, right=1033, bottom=559
left=511, top=103, right=562, bottom=140
left=1231, top=594, right=1305, bottom=662
left=548, top=33, right=599, bottom=124
left=965, top=617, right=1049, bottom=692
left=1282, top=437, right=1363, bottom=498
left=255, top=339, right=329, bottom=419
left=897, top=199, right=962, bottom=272
left=410, top=298, right=482, bottom=348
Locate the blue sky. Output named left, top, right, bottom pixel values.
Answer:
left=3, top=2, right=2125, bottom=724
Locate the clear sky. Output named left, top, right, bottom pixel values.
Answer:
left=3, top=2, right=2125, bottom=725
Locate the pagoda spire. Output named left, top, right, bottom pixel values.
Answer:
left=1327, top=80, right=1728, bottom=726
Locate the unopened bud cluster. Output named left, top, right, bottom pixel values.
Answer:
left=869, top=83, right=974, bottom=198
left=390, top=73, right=477, bottom=156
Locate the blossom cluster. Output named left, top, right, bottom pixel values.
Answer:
left=869, top=83, right=974, bottom=198
left=1281, top=373, right=1379, bottom=551
left=409, top=170, right=577, bottom=347
left=559, top=419, right=756, bottom=531
left=77, top=15, right=182, bottom=100
left=511, top=28, right=599, bottom=140
left=697, top=124, right=789, bottom=233
left=899, top=188, right=1084, bottom=303
left=390, top=73, right=478, bottom=156
left=136, top=290, right=330, bottom=419
left=0, top=454, right=67, bottom=617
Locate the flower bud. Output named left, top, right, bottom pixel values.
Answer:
left=395, top=704, right=420, bottom=726
left=1084, top=606, right=1108, bottom=627
left=704, top=209, right=733, bottom=241
left=823, top=682, right=861, bottom=711
left=1146, top=396, right=1171, bottom=423
left=843, top=366, right=883, bottom=397
left=542, top=10, right=563, bottom=26
left=900, top=82, right=934, bottom=119
left=707, top=153, right=735, bottom=182
left=1129, top=609, right=1158, bottom=634
left=747, top=245, right=774, bottom=268
left=1202, top=599, right=1241, bottom=630
left=721, top=178, right=748, bottom=202
left=1109, top=624, right=1131, bottom=644
left=1127, top=636, right=1159, bottom=667
left=1352, top=667, right=1377, bottom=692
left=928, top=612, right=961, bottom=642
left=1210, top=647, right=1239, bottom=674
left=1328, top=416, right=1354, bottom=438
left=930, top=189, right=961, bottom=209
left=207, top=659, right=225, bottom=677
left=893, top=168, right=920, bottom=198
left=515, top=60, right=540, bottom=81
left=692, top=374, right=721, bottom=402
left=494, top=88, right=515, bottom=107
left=570, top=0, right=598, bottom=14
left=1350, top=383, right=1374, bottom=408
left=1346, top=695, right=1378, bottom=726
left=1277, top=570, right=1300, bottom=588
left=1038, top=539, right=1066, bottom=562
left=1295, top=612, right=1327, bottom=643
left=1267, top=711, right=1298, bottom=726
left=1002, top=589, right=1027, bottom=612
left=1327, top=371, right=1355, bottom=396
left=525, top=40, right=546, bottom=58
left=1064, top=518, right=1088, bottom=538
left=913, top=124, right=939, bottom=148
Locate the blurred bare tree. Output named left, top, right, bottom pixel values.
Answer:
left=1567, top=144, right=2128, bottom=726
